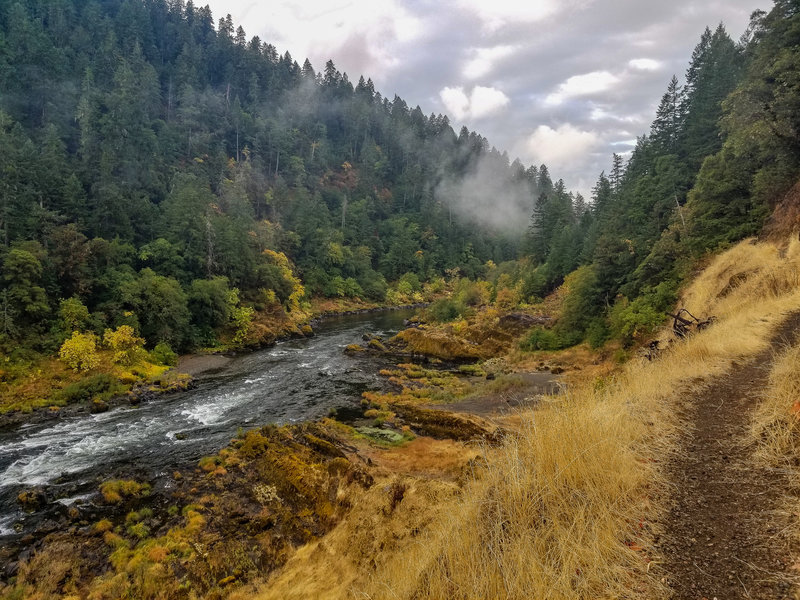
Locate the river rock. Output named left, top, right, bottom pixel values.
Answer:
left=4, top=560, right=18, bottom=577
left=356, top=426, right=404, bottom=444
left=17, top=488, right=47, bottom=511
left=90, top=398, right=109, bottom=413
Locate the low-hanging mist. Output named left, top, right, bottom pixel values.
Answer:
left=435, top=152, right=543, bottom=234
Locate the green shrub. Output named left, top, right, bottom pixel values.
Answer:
left=360, top=271, right=388, bottom=301
left=428, top=298, right=463, bottom=322
left=59, top=297, right=90, bottom=332
left=585, top=318, right=610, bottom=349
left=52, top=373, right=117, bottom=405
left=398, top=272, right=422, bottom=292
left=519, top=327, right=580, bottom=351
left=522, top=267, right=548, bottom=301
left=609, top=284, right=674, bottom=346
left=150, top=342, right=178, bottom=366
left=519, top=328, right=562, bottom=351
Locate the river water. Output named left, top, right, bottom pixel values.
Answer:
left=0, top=309, right=413, bottom=541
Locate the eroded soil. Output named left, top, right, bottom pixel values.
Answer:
left=657, top=312, right=800, bottom=599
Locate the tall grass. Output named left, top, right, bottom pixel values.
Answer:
left=357, top=237, right=800, bottom=600
left=747, top=335, right=800, bottom=593
left=250, top=237, right=800, bottom=600
left=751, top=344, right=800, bottom=462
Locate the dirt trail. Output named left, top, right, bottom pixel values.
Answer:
left=657, top=313, right=800, bottom=599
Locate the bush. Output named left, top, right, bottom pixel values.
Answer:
left=519, top=327, right=580, bottom=351
left=609, top=299, right=664, bottom=346
left=585, top=318, right=610, bottom=349
left=359, top=271, right=388, bottom=301
left=454, top=279, right=490, bottom=307
left=428, top=298, right=463, bottom=323
left=342, top=277, right=364, bottom=298
left=52, top=373, right=116, bottom=405
left=398, top=272, right=422, bottom=292
left=522, top=267, right=548, bottom=301
left=519, top=328, right=562, bottom=351
left=609, top=283, right=673, bottom=346
left=59, top=331, right=99, bottom=372
left=150, top=342, right=178, bottom=366
left=227, top=288, right=254, bottom=344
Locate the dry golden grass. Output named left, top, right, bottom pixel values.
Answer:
left=247, top=237, right=800, bottom=600
left=751, top=343, right=800, bottom=463
left=749, top=334, right=800, bottom=579
left=680, top=237, right=800, bottom=327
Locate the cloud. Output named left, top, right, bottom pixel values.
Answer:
left=457, top=0, right=561, bottom=31
left=463, top=45, right=517, bottom=80
left=440, top=86, right=510, bottom=120
left=628, top=58, right=662, bottom=71
left=435, top=154, right=535, bottom=233
left=545, top=71, right=619, bottom=105
left=521, top=124, right=600, bottom=169
left=209, top=0, right=423, bottom=83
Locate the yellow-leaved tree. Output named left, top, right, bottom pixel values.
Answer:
left=103, top=325, right=146, bottom=365
left=59, top=332, right=99, bottom=372
left=263, top=249, right=305, bottom=312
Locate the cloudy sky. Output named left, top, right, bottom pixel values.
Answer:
left=204, top=0, right=764, bottom=197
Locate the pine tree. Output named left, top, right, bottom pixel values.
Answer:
left=651, top=75, right=683, bottom=153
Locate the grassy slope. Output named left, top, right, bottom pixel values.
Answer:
left=241, top=236, right=800, bottom=599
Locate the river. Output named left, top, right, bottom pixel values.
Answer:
left=0, top=309, right=414, bottom=541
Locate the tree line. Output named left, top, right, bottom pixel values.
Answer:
left=522, top=2, right=800, bottom=348
left=0, top=0, right=565, bottom=355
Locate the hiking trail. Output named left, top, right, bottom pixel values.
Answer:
left=657, top=312, right=800, bottom=599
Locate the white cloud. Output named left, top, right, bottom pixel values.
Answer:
left=440, top=87, right=470, bottom=120
left=628, top=58, right=661, bottom=71
left=521, top=124, right=600, bottom=168
left=545, top=71, right=619, bottom=105
left=590, top=105, right=613, bottom=121
left=470, top=86, right=511, bottom=118
left=458, top=0, right=561, bottom=31
left=206, top=0, right=423, bottom=83
left=463, top=45, right=517, bottom=80
left=440, top=86, right=510, bottom=120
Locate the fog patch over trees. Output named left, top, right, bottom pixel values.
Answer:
left=435, top=151, right=540, bottom=234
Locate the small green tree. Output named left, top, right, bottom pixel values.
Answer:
left=150, top=342, right=178, bottom=366
left=59, top=297, right=90, bottom=331
left=59, top=332, right=99, bottom=372
left=226, top=288, right=254, bottom=344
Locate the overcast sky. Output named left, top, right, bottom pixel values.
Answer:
left=203, top=0, right=764, bottom=197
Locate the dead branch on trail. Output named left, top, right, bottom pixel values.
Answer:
left=667, top=308, right=716, bottom=339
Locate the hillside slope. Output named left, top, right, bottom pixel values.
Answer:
left=224, top=236, right=800, bottom=599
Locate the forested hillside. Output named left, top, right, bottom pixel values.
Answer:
left=522, top=2, right=800, bottom=349
left=0, top=0, right=567, bottom=356
left=1, top=0, right=798, bottom=368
